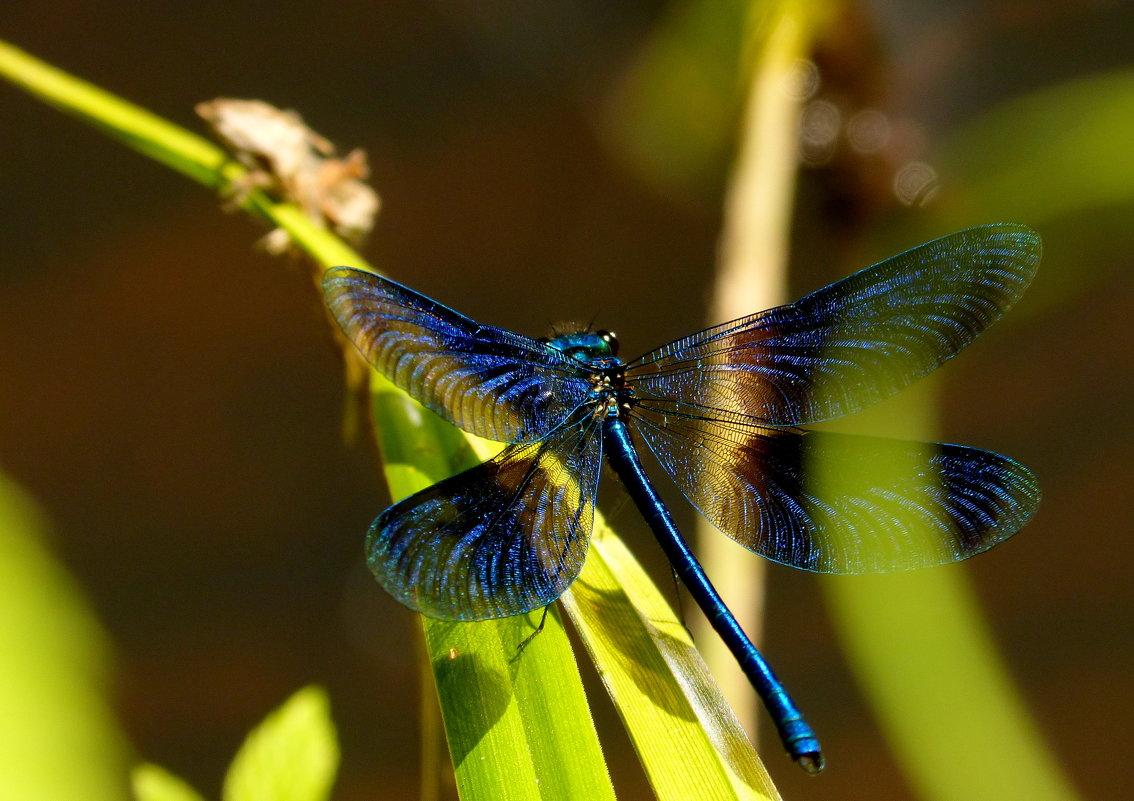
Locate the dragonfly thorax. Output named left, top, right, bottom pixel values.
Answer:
left=583, top=356, right=636, bottom=420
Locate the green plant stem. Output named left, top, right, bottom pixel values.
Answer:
left=0, top=40, right=366, bottom=271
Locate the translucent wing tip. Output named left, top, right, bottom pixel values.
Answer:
left=967, top=222, right=1043, bottom=273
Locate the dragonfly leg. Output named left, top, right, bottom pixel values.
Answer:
left=516, top=605, right=551, bottom=652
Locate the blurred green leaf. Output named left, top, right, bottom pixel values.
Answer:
left=940, top=70, right=1134, bottom=225
left=603, top=0, right=749, bottom=197
left=934, top=69, right=1134, bottom=312
left=826, top=569, right=1081, bottom=801
left=0, top=472, right=128, bottom=801
left=222, top=686, right=338, bottom=801
left=132, top=764, right=209, bottom=801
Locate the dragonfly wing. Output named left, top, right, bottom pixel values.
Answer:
left=626, top=224, right=1040, bottom=426
left=368, top=411, right=604, bottom=620
left=633, top=409, right=1039, bottom=573
left=324, top=268, right=594, bottom=443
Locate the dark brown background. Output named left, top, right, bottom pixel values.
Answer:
left=2, top=2, right=1131, bottom=800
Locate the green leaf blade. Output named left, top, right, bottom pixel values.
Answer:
left=372, top=384, right=615, bottom=801
left=563, top=516, right=783, bottom=801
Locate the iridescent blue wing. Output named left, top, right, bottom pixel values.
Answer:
left=632, top=407, right=1039, bottom=573
left=324, top=268, right=594, bottom=443
left=624, top=225, right=1040, bottom=427
left=367, top=410, right=604, bottom=620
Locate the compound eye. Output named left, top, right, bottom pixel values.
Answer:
left=597, top=329, right=619, bottom=356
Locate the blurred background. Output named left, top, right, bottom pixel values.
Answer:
left=1, top=1, right=1132, bottom=800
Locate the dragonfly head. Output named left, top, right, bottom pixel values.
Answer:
left=542, top=329, right=619, bottom=362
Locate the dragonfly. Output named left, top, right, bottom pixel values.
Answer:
left=323, top=223, right=1042, bottom=773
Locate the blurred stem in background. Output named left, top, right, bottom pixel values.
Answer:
left=700, top=0, right=834, bottom=737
